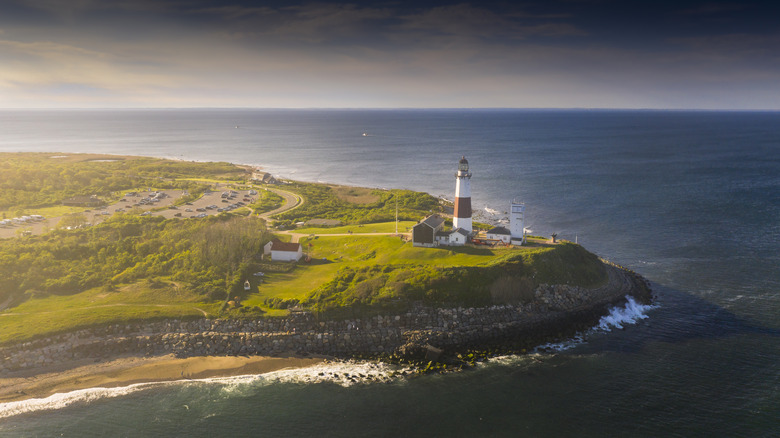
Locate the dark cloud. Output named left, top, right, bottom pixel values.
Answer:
left=0, top=0, right=778, bottom=108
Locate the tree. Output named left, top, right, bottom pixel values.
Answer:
left=197, top=217, right=267, bottom=301
left=58, top=213, right=88, bottom=229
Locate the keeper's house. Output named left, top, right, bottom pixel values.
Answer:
left=486, top=226, right=512, bottom=244
left=412, top=215, right=445, bottom=247
left=436, top=227, right=469, bottom=246
left=264, top=239, right=303, bottom=262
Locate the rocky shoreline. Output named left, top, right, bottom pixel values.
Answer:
left=0, top=264, right=651, bottom=375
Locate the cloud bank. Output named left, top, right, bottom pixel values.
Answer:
left=1, top=0, right=778, bottom=109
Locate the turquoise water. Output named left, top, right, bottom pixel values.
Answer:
left=0, top=109, right=778, bottom=436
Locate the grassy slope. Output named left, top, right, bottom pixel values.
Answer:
left=0, top=284, right=221, bottom=344
left=243, top=234, right=504, bottom=304
left=243, top=234, right=607, bottom=316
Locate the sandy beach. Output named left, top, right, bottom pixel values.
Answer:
left=0, top=354, right=326, bottom=404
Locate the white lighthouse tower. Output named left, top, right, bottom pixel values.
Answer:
left=453, top=156, right=473, bottom=233
left=510, top=198, right=525, bottom=245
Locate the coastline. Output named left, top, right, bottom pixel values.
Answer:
left=0, top=264, right=652, bottom=406
left=0, top=354, right=326, bottom=404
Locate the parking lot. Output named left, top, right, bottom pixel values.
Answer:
left=149, top=189, right=257, bottom=219
left=0, top=188, right=258, bottom=238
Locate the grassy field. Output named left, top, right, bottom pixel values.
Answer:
left=241, top=234, right=521, bottom=307
left=0, top=283, right=221, bottom=345
left=295, top=221, right=417, bottom=235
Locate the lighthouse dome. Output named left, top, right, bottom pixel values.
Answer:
left=458, top=156, right=469, bottom=172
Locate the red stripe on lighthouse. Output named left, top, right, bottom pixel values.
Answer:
left=454, top=197, right=472, bottom=218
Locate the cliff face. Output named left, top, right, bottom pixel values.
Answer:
left=0, top=264, right=651, bottom=375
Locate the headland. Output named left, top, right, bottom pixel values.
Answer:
left=0, top=153, right=653, bottom=403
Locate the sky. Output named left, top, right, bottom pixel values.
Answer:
left=1, top=0, right=779, bottom=109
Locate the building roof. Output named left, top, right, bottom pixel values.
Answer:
left=451, top=227, right=470, bottom=236
left=486, top=226, right=511, bottom=235
left=417, top=215, right=445, bottom=229
left=270, top=240, right=301, bottom=252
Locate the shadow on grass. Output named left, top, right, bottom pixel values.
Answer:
left=302, top=257, right=335, bottom=266
left=431, top=245, right=495, bottom=256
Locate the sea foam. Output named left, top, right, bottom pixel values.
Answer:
left=0, top=382, right=164, bottom=419
left=596, top=296, right=657, bottom=331
left=0, top=360, right=409, bottom=419
left=535, top=296, right=657, bottom=352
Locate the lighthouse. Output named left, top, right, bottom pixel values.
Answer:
left=453, top=156, right=473, bottom=232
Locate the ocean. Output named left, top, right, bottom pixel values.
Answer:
left=0, top=109, right=778, bottom=436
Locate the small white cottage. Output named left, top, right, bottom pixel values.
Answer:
left=486, top=226, right=512, bottom=244
left=265, top=239, right=303, bottom=262
left=437, top=227, right=469, bottom=246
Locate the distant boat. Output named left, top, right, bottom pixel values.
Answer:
left=362, top=132, right=368, bottom=136
left=235, top=125, right=240, bottom=129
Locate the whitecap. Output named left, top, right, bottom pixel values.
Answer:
left=596, top=296, right=657, bottom=332
left=0, top=360, right=410, bottom=419
left=0, top=381, right=165, bottom=419
left=534, top=296, right=657, bottom=353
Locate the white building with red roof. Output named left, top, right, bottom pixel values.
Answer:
left=264, top=239, right=303, bottom=262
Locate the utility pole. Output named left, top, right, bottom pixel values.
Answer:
left=395, top=197, right=398, bottom=234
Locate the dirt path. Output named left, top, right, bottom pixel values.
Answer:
left=0, top=303, right=209, bottom=317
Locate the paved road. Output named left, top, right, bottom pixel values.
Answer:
left=257, top=187, right=303, bottom=222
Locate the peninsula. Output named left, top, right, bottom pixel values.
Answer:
left=0, top=153, right=651, bottom=402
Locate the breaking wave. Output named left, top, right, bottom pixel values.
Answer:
left=0, top=360, right=409, bottom=419
left=535, top=296, right=657, bottom=352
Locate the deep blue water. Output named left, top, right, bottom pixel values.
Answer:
left=0, top=109, right=778, bottom=436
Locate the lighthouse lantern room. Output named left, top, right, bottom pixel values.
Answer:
left=453, top=156, right=473, bottom=232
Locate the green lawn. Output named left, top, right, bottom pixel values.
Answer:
left=241, top=234, right=521, bottom=308
left=0, top=283, right=220, bottom=345
left=295, top=221, right=417, bottom=235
